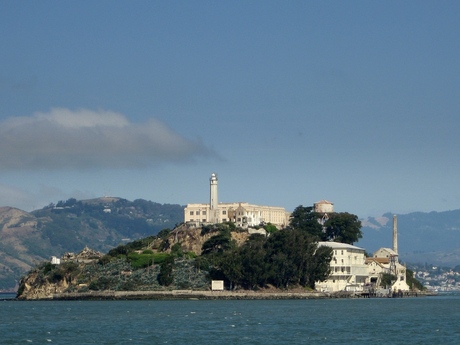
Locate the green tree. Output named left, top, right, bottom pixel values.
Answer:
left=324, top=212, right=362, bottom=244
left=263, top=223, right=278, bottom=234
left=158, top=255, right=174, bottom=286
left=380, top=273, right=396, bottom=288
left=289, top=206, right=324, bottom=239
left=406, top=269, right=425, bottom=291
left=201, top=231, right=234, bottom=256
left=216, top=248, right=243, bottom=290
left=264, top=229, right=332, bottom=289
left=157, top=228, right=172, bottom=239
left=239, top=235, right=269, bottom=289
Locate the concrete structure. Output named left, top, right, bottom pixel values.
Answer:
left=314, top=200, right=334, bottom=214
left=51, top=256, right=61, bottom=265
left=314, top=199, right=334, bottom=225
left=370, top=247, right=410, bottom=291
left=209, top=173, right=218, bottom=223
left=211, top=280, right=224, bottom=291
left=185, top=201, right=290, bottom=228
left=393, top=214, right=398, bottom=255
left=364, top=215, right=410, bottom=292
left=315, top=241, right=368, bottom=292
left=184, top=173, right=290, bottom=228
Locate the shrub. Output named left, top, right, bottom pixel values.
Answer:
left=158, top=255, right=175, bottom=286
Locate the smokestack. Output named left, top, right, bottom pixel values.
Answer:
left=393, top=214, right=398, bottom=254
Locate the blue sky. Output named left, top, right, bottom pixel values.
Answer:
left=1, top=1, right=459, bottom=218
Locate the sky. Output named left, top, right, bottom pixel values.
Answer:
left=0, top=1, right=459, bottom=218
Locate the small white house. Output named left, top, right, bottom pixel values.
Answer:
left=51, top=256, right=61, bottom=265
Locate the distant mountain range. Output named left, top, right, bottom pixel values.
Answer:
left=1, top=196, right=460, bottom=291
left=357, top=209, right=460, bottom=267
left=0, top=197, right=184, bottom=291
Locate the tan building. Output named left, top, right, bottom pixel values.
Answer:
left=314, top=200, right=334, bottom=213
left=367, top=216, right=410, bottom=291
left=369, top=247, right=410, bottom=291
left=184, top=174, right=290, bottom=228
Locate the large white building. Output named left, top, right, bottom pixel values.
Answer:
left=315, top=241, right=369, bottom=292
left=184, top=173, right=290, bottom=228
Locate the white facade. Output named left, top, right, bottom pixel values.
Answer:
left=51, top=256, right=61, bottom=265
left=184, top=173, right=290, bottom=228
left=184, top=201, right=290, bottom=228
left=315, top=242, right=368, bottom=292
left=372, top=247, right=410, bottom=291
left=209, top=173, right=219, bottom=223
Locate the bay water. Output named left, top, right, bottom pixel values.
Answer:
left=1, top=293, right=459, bottom=344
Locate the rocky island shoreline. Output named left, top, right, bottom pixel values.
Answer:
left=16, top=288, right=432, bottom=301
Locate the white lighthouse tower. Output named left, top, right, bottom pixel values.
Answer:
left=209, top=173, right=219, bottom=223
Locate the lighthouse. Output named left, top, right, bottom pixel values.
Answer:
left=209, top=173, right=218, bottom=223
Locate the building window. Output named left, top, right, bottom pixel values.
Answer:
left=202, top=211, right=206, bottom=215
left=222, top=218, right=227, bottom=222
left=202, top=219, right=206, bottom=222
left=222, top=210, right=227, bottom=215
left=196, top=211, right=200, bottom=215
left=190, top=211, right=194, bottom=215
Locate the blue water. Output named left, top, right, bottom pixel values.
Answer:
left=1, top=294, right=459, bottom=344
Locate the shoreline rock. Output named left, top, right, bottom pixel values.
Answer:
left=13, top=289, right=434, bottom=301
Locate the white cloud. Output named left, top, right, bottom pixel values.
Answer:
left=0, top=108, right=214, bottom=170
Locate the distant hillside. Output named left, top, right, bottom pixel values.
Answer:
left=357, top=209, right=460, bottom=266
left=0, top=197, right=184, bottom=291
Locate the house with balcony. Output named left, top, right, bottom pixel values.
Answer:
left=315, top=241, right=369, bottom=292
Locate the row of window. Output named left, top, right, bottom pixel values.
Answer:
left=189, top=210, right=206, bottom=216
left=189, top=218, right=228, bottom=223
left=333, top=267, right=351, bottom=273
left=189, top=210, right=228, bottom=216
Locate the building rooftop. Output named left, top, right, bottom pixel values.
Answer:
left=318, top=241, right=365, bottom=251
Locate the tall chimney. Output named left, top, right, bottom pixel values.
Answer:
left=209, top=173, right=218, bottom=223
left=393, top=214, right=398, bottom=254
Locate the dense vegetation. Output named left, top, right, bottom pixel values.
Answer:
left=28, top=197, right=184, bottom=255
left=192, top=206, right=363, bottom=290
left=0, top=197, right=184, bottom=291
left=19, top=204, right=426, bottom=297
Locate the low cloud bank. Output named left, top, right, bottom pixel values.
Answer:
left=1, top=108, right=213, bottom=170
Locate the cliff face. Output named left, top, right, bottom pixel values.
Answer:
left=17, top=247, right=104, bottom=300
left=18, top=266, right=71, bottom=300
left=163, top=224, right=250, bottom=255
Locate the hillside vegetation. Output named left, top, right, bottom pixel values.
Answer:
left=0, top=197, right=184, bottom=291
left=17, top=207, right=364, bottom=299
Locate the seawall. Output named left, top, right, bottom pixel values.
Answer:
left=19, top=289, right=433, bottom=301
